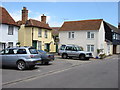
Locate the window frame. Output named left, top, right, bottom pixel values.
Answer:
left=38, top=41, right=42, bottom=50
left=87, top=32, right=94, bottom=39
left=16, top=49, right=27, bottom=54
left=87, top=45, right=94, bottom=52
left=65, top=46, right=73, bottom=51
left=68, top=32, right=75, bottom=39
left=8, top=42, right=13, bottom=48
left=38, top=28, right=42, bottom=37
left=45, top=30, right=48, bottom=38
left=8, top=25, right=14, bottom=35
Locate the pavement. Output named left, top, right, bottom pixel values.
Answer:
left=1, top=54, right=119, bottom=88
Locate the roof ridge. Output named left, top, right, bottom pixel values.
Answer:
left=65, top=19, right=103, bottom=23
left=29, top=18, right=47, bottom=25
left=29, top=18, right=41, bottom=22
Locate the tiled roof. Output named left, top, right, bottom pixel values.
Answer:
left=59, top=19, right=103, bottom=31
left=51, top=27, right=60, bottom=36
left=52, top=27, right=60, bottom=30
left=25, top=19, right=52, bottom=30
left=0, top=7, right=19, bottom=26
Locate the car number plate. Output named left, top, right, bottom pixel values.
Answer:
left=36, top=61, right=41, bottom=63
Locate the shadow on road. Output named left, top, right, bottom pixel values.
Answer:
left=37, top=63, right=53, bottom=66
left=1, top=66, right=39, bottom=71
left=56, top=56, right=90, bottom=61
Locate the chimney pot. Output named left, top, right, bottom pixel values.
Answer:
left=23, top=7, right=27, bottom=10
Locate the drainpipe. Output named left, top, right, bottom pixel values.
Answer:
left=32, top=27, right=34, bottom=47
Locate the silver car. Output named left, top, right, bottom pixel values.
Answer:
left=58, top=44, right=93, bottom=60
left=0, top=47, right=41, bottom=70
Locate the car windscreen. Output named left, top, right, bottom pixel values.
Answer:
left=0, top=50, right=4, bottom=55
left=60, top=45, right=66, bottom=50
left=29, top=48, right=38, bottom=54
left=38, top=50, right=46, bottom=54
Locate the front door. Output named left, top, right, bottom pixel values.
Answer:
left=32, top=41, right=37, bottom=49
left=3, top=49, right=18, bottom=66
left=2, top=43, right=6, bottom=50
left=46, top=44, right=50, bottom=52
left=113, top=45, right=117, bottom=54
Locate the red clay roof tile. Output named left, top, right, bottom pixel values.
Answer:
left=0, top=7, right=19, bottom=26
left=25, top=19, right=52, bottom=30
left=59, top=19, right=103, bottom=31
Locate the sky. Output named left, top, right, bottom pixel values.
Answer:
left=1, top=2, right=118, bottom=27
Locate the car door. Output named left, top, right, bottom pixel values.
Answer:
left=4, top=49, right=18, bottom=66
left=71, top=47, right=78, bottom=57
left=65, top=46, right=73, bottom=56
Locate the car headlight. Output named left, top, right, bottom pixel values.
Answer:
left=86, top=53, right=92, bottom=56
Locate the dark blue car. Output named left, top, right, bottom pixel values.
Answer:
left=37, top=50, right=54, bottom=64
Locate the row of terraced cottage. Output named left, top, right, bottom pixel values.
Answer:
left=0, top=6, right=120, bottom=58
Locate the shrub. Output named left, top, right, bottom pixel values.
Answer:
left=99, top=54, right=106, bottom=59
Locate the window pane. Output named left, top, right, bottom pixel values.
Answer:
left=91, top=45, right=94, bottom=52
left=113, top=33, right=115, bottom=39
left=87, top=45, right=90, bottom=51
left=38, top=29, right=42, bottom=37
left=91, top=33, right=94, bottom=38
left=5, top=49, right=16, bottom=54
left=8, top=26, right=13, bottom=35
left=68, top=32, right=71, bottom=38
left=65, top=46, right=73, bottom=51
left=72, top=32, right=74, bottom=38
left=8, top=42, right=13, bottom=48
left=17, top=49, right=27, bottom=54
left=45, top=30, right=47, bottom=38
left=8, top=49, right=15, bottom=54
left=87, top=32, right=90, bottom=38
left=29, top=48, right=38, bottom=54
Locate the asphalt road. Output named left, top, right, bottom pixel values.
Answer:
left=2, top=55, right=119, bottom=88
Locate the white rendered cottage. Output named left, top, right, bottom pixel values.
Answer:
left=0, top=7, right=19, bottom=50
left=59, top=19, right=120, bottom=57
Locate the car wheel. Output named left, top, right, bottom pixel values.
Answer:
left=79, top=54, right=85, bottom=60
left=17, top=61, right=26, bottom=70
left=62, top=54, right=68, bottom=59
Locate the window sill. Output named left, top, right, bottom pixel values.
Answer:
left=38, top=36, right=42, bottom=38
left=68, top=38, right=75, bottom=40
left=87, top=38, right=95, bottom=40
left=8, top=34, right=13, bottom=35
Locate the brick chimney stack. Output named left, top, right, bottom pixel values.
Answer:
left=22, top=7, right=28, bottom=24
left=41, top=14, right=46, bottom=23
